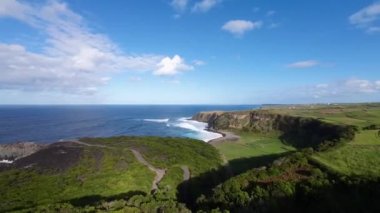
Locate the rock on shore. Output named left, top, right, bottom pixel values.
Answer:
left=0, top=142, right=45, bottom=161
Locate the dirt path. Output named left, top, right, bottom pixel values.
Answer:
left=130, top=149, right=166, bottom=191
left=181, top=165, right=190, bottom=181
left=70, top=140, right=108, bottom=148
left=72, top=140, right=195, bottom=192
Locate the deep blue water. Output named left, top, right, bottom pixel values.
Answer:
left=0, top=105, right=259, bottom=144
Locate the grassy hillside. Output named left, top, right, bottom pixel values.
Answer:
left=312, top=130, right=380, bottom=177
left=264, top=103, right=380, bottom=128
left=0, top=137, right=221, bottom=212
left=205, top=104, right=380, bottom=177
left=170, top=103, right=380, bottom=212
left=1, top=103, right=379, bottom=212
left=194, top=152, right=380, bottom=213
left=263, top=104, right=380, bottom=177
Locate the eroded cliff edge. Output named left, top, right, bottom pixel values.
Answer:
left=193, top=110, right=357, bottom=150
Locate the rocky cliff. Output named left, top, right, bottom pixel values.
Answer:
left=193, top=110, right=357, bottom=150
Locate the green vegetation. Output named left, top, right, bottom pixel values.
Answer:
left=204, top=104, right=380, bottom=177
left=81, top=136, right=222, bottom=177
left=214, top=131, right=295, bottom=161
left=263, top=104, right=380, bottom=177
left=264, top=103, right=380, bottom=128
left=312, top=130, right=380, bottom=177
left=182, top=103, right=380, bottom=212
left=0, top=137, right=221, bottom=212
left=1, top=103, right=380, bottom=212
left=194, top=152, right=380, bottom=213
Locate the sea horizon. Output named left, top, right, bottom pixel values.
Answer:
left=0, top=105, right=259, bottom=144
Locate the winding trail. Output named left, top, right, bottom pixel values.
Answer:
left=181, top=165, right=190, bottom=181
left=130, top=149, right=166, bottom=191
left=70, top=140, right=108, bottom=148
left=70, top=140, right=192, bottom=191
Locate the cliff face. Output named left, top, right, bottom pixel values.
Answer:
left=192, top=110, right=357, bottom=150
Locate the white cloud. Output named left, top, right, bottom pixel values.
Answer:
left=344, top=79, right=377, bottom=93
left=266, top=10, right=276, bottom=16
left=0, top=0, right=30, bottom=21
left=193, top=59, right=205, bottom=66
left=268, top=22, right=280, bottom=29
left=128, top=76, right=142, bottom=82
left=316, top=84, right=329, bottom=89
left=168, top=79, right=181, bottom=84
left=310, top=79, right=380, bottom=99
left=376, top=80, right=380, bottom=89
left=222, top=20, right=262, bottom=36
left=154, top=55, right=193, bottom=76
left=0, top=0, right=189, bottom=95
left=349, top=2, right=380, bottom=33
left=171, top=0, right=188, bottom=11
left=287, top=60, right=319, bottom=69
left=192, top=0, right=221, bottom=13
left=368, top=26, right=380, bottom=33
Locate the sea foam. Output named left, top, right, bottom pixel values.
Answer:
left=143, top=118, right=170, bottom=123
left=0, top=159, right=13, bottom=164
left=173, top=117, right=222, bottom=142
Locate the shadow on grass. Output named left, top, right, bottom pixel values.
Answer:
left=67, top=190, right=147, bottom=207
left=177, top=151, right=294, bottom=209
left=4, top=190, right=147, bottom=212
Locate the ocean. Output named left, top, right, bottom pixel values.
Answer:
left=0, top=105, right=259, bottom=144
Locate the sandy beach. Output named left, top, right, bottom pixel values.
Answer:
left=208, top=130, right=240, bottom=145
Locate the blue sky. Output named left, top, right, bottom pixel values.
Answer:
left=0, top=0, right=379, bottom=104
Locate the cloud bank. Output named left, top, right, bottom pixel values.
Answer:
left=0, top=0, right=192, bottom=94
left=310, top=79, right=380, bottom=99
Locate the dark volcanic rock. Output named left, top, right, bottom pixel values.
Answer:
left=13, top=142, right=84, bottom=173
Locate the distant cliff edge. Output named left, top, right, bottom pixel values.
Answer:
left=192, top=110, right=357, bottom=150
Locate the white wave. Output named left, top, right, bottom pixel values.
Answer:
left=173, top=117, right=223, bottom=142
left=0, top=159, right=13, bottom=164
left=143, top=118, right=169, bottom=123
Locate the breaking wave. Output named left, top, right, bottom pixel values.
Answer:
left=143, top=118, right=169, bottom=123
left=173, top=117, right=222, bottom=142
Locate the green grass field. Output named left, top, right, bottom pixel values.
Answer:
left=312, top=130, right=380, bottom=177
left=265, top=103, right=380, bottom=128
left=214, top=131, right=295, bottom=161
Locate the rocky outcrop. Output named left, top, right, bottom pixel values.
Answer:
left=193, top=110, right=357, bottom=150
left=0, top=142, right=45, bottom=161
